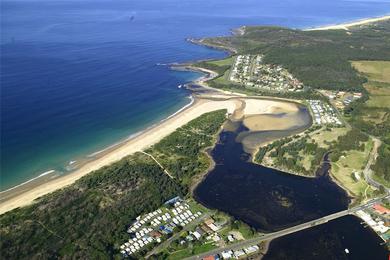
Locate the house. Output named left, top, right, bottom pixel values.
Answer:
left=150, top=231, right=162, bottom=239
left=353, top=172, right=361, bottom=181
left=164, top=196, right=182, bottom=205
left=204, top=218, right=215, bottom=226
left=234, top=250, right=245, bottom=258
left=200, top=224, right=213, bottom=233
left=208, top=223, right=219, bottom=231
left=193, top=231, right=202, bottom=240
left=227, top=234, right=235, bottom=242
left=221, top=250, right=233, bottom=259
left=196, top=227, right=205, bottom=236
left=244, top=246, right=257, bottom=254
left=212, top=234, right=221, bottom=242
left=372, top=204, right=390, bottom=215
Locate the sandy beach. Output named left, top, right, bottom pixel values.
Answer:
left=4, top=14, right=388, bottom=215
left=308, top=15, right=390, bottom=31
left=0, top=95, right=300, bottom=214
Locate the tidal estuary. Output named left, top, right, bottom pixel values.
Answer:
left=263, top=215, right=388, bottom=259
left=194, top=101, right=388, bottom=257
left=194, top=104, right=349, bottom=232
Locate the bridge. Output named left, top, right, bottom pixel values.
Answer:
left=184, top=195, right=389, bottom=260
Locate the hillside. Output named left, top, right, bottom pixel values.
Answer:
left=198, top=20, right=390, bottom=92
left=194, top=20, right=390, bottom=193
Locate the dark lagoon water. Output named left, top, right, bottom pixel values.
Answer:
left=2, top=0, right=390, bottom=190
left=263, top=215, right=389, bottom=260
left=194, top=106, right=350, bottom=232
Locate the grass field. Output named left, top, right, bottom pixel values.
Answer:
left=365, top=84, right=390, bottom=95
left=214, top=69, right=233, bottom=85
left=331, top=139, right=374, bottom=197
left=361, top=109, right=388, bottom=124
left=365, top=82, right=390, bottom=109
left=281, top=126, right=374, bottom=198
left=366, top=95, right=390, bottom=108
left=309, top=127, right=349, bottom=148
left=207, top=57, right=234, bottom=67
left=352, top=61, right=390, bottom=83
left=350, top=60, right=390, bottom=188
left=352, top=61, right=390, bottom=109
left=167, top=243, right=216, bottom=260
left=299, top=150, right=313, bottom=171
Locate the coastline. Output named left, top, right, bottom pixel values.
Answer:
left=0, top=97, right=237, bottom=214
left=2, top=14, right=388, bottom=215
left=307, top=15, right=390, bottom=31
left=0, top=96, right=195, bottom=194
left=0, top=95, right=304, bottom=214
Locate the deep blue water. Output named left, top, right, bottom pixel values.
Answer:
left=194, top=113, right=350, bottom=232
left=1, top=0, right=390, bottom=190
left=263, top=215, right=388, bottom=260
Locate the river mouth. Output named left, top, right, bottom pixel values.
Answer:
left=194, top=105, right=350, bottom=232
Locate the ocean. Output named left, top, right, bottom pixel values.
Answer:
left=1, top=0, right=390, bottom=191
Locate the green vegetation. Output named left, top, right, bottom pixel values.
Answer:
left=371, top=144, right=390, bottom=187
left=0, top=110, right=227, bottom=259
left=161, top=241, right=216, bottom=260
left=229, top=219, right=256, bottom=239
left=328, top=128, right=369, bottom=162
left=349, top=61, right=390, bottom=186
left=208, top=73, right=325, bottom=99
left=3, top=19, right=390, bottom=260
left=331, top=139, right=374, bottom=198
left=269, top=137, right=326, bottom=176
left=195, top=57, right=233, bottom=76
left=352, top=61, right=390, bottom=83
left=147, top=109, right=227, bottom=187
left=197, top=20, right=390, bottom=187
left=201, top=21, right=390, bottom=92
left=1, top=154, right=181, bottom=259
left=195, top=57, right=325, bottom=99
left=255, top=126, right=375, bottom=199
left=154, top=210, right=256, bottom=259
left=255, top=126, right=323, bottom=176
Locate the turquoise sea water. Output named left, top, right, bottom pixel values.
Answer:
left=1, top=0, right=390, bottom=190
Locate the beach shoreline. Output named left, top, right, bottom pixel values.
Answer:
left=0, top=97, right=234, bottom=212
left=0, top=93, right=304, bottom=214
left=306, top=15, right=390, bottom=31
left=2, top=14, right=388, bottom=215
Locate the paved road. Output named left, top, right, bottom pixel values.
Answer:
left=146, top=211, right=214, bottom=258
left=184, top=195, right=389, bottom=260
left=363, top=137, right=388, bottom=193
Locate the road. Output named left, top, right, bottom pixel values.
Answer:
left=184, top=195, right=389, bottom=260
left=140, top=151, right=174, bottom=179
left=146, top=211, right=214, bottom=258
left=319, top=91, right=387, bottom=194
left=363, top=137, right=388, bottom=193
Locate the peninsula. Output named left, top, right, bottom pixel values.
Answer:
left=1, top=15, right=390, bottom=259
